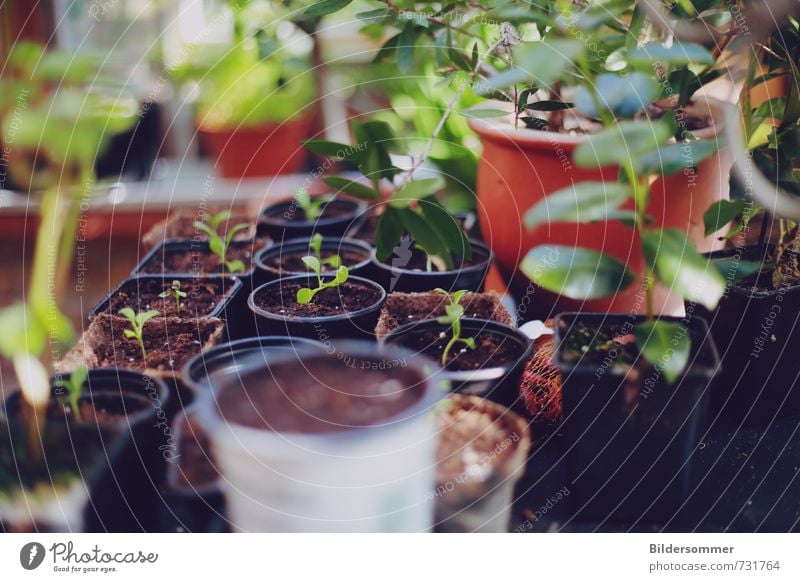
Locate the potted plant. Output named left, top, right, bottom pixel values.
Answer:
left=173, top=20, right=317, bottom=177
left=254, top=233, right=373, bottom=285
left=381, top=290, right=532, bottom=409
left=304, top=0, right=739, bottom=312
left=141, top=207, right=267, bottom=251
left=259, top=189, right=365, bottom=242
left=193, top=341, right=443, bottom=532
left=432, top=394, right=530, bottom=532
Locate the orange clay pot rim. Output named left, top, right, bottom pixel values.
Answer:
left=195, top=113, right=313, bottom=134
left=467, top=96, right=727, bottom=148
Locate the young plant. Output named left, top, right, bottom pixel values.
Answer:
left=118, top=308, right=160, bottom=361
left=309, top=233, right=342, bottom=269
left=55, top=366, right=88, bottom=423
left=159, top=280, right=188, bottom=312
left=193, top=210, right=249, bottom=273
left=296, top=253, right=349, bottom=305
left=435, top=289, right=476, bottom=367
left=295, top=189, right=331, bottom=222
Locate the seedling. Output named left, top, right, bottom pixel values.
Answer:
left=159, top=280, right=188, bottom=312
left=296, top=251, right=349, bottom=304
left=54, top=365, right=88, bottom=423
left=119, top=308, right=159, bottom=360
left=309, top=233, right=342, bottom=270
left=193, top=210, right=248, bottom=273
left=435, top=288, right=476, bottom=366
left=295, top=188, right=331, bottom=222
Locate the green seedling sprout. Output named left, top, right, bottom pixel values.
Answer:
left=434, top=288, right=476, bottom=366
left=296, top=251, right=349, bottom=304
left=119, top=308, right=160, bottom=360
left=193, top=210, right=249, bottom=273
left=55, top=365, right=88, bottom=423
left=295, top=188, right=331, bottom=222
left=159, top=280, right=188, bottom=312
left=309, top=233, right=342, bottom=270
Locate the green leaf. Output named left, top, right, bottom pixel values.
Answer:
left=296, top=287, right=314, bottom=304
left=397, top=208, right=453, bottom=270
left=525, top=182, right=632, bottom=229
left=635, top=320, right=691, bottom=384
left=526, top=101, right=574, bottom=112
left=574, top=73, right=660, bottom=118
left=118, top=307, right=136, bottom=322
left=376, top=207, right=405, bottom=262
left=636, top=140, right=720, bottom=176
left=459, top=108, right=509, bottom=119
left=711, top=258, right=763, bottom=283
left=641, top=229, right=725, bottom=309
left=333, top=265, right=349, bottom=284
left=123, top=329, right=137, bottom=339
left=304, top=140, right=360, bottom=162
left=520, top=245, right=634, bottom=300
left=226, top=260, right=245, bottom=273
left=627, top=42, right=715, bottom=68
left=389, top=177, right=445, bottom=208
left=208, top=236, right=224, bottom=258
left=703, top=199, right=745, bottom=236
left=193, top=221, right=217, bottom=238
left=304, top=0, right=353, bottom=17
left=573, top=120, right=673, bottom=168
left=0, top=303, right=46, bottom=358
left=419, top=197, right=472, bottom=260
left=71, top=365, right=89, bottom=390
left=323, top=176, right=379, bottom=200
left=302, top=255, right=321, bottom=274
left=397, top=23, right=417, bottom=73
left=512, top=39, right=585, bottom=88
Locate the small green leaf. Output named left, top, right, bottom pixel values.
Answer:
left=397, top=23, right=417, bottom=73
left=397, top=208, right=453, bottom=270
left=711, top=258, right=763, bottom=283
left=323, top=176, right=379, bottom=200
left=642, top=229, right=725, bottom=309
left=627, top=42, right=715, bottom=68
left=574, top=73, right=660, bottom=118
left=304, top=0, right=353, bottom=17
left=304, top=140, right=359, bottom=162
left=375, top=207, right=405, bottom=262
left=302, top=256, right=321, bottom=274
left=513, top=39, right=585, bottom=88
left=704, top=199, right=745, bottom=236
left=123, top=329, right=137, bottom=339
left=525, top=182, right=632, bottom=229
left=334, top=265, right=349, bottom=284
left=520, top=245, right=634, bottom=300
left=526, top=101, right=574, bottom=112
left=635, top=320, right=691, bottom=383
left=573, top=120, right=674, bottom=168
left=419, top=197, right=472, bottom=261
left=296, top=288, right=314, bottom=304
left=389, top=177, right=445, bottom=208
left=118, top=307, right=135, bottom=321
left=226, top=260, right=245, bottom=273
left=636, top=140, right=720, bottom=176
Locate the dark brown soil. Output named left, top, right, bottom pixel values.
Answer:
left=143, top=210, right=258, bottom=249
left=139, top=241, right=258, bottom=275
left=261, top=248, right=368, bottom=276
left=377, top=291, right=511, bottom=337
left=82, top=314, right=223, bottom=373
left=392, top=327, right=525, bottom=371
left=436, top=394, right=522, bottom=482
left=253, top=279, right=381, bottom=318
left=264, top=199, right=356, bottom=223
left=173, top=411, right=218, bottom=489
left=386, top=245, right=483, bottom=272
left=217, top=355, right=426, bottom=433
left=100, top=278, right=233, bottom=317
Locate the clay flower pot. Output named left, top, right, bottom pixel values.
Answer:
left=197, top=114, right=314, bottom=178
left=468, top=98, right=732, bottom=316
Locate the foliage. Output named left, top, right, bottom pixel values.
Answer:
left=434, top=288, right=476, bottom=366
left=295, top=189, right=332, bottom=222
left=159, top=280, right=188, bottom=312
left=54, top=366, right=88, bottom=423
left=193, top=210, right=249, bottom=273
left=119, top=308, right=160, bottom=361
left=309, top=233, right=342, bottom=269
left=296, top=257, right=349, bottom=304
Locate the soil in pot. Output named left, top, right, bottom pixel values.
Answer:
left=375, top=290, right=512, bottom=338
left=260, top=198, right=364, bottom=240
left=252, top=279, right=382, bottom=319
left=257, top=239, right=371, bottom=280
left=142, top=208, right=264, bottom=251
left=94, top=276, right=237, bottom=318
left=434, top=394, right=530, bottom=532
left=138, top=241, right=258, bottom=275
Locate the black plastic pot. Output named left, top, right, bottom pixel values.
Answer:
left=248, top=274, right=386, bottom=339
left=381, top=318, right=533, bottom=411
left=699, top=246, right=800, bottom=428
left=260, top=198, right=366, bottom=243
left=2, top=369, right=171, bottom=531
left=552, top=312, right=720, bottom=525
left=370, top=239, right=492, bottom=293
left=253, top=236, right=373, bottom=287
left=182, top=336, right=325, bottom=395
left=347, top=204, right=481, bottom=243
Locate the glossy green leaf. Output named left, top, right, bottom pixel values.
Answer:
left=419, top=197, right=472, bottom=260
left=302, top=256, right=321, bottom=274
left=397, top=24, right=417, bottom=73
left=397, top=208, right=453, bottom=270
left=296, top=287, right=314, bottom=304
left=573, top=120, right=673, bottom=168
left=641, top=228, right=725, bottom=309
left=305, top=0, right=353, bottom=17
left=635, top=320, right=691, bottom=383
left=389, top=177, right=445, bottom=208
left=323, top=176, right=379, bottom=200
left=711, top=258, right=763, bottom=283
left=627, top=42, right=715, bottom=68
left=520, top=245, right=634, bottom=300
left=574, top=73, right=660, bottom=118
left=526, top=101, right=574, bottom=112
left=703, top=198, right=745, bottom=236
left=513, top=39, right=585, bottom=88
left=375, top=207, right=405, bottom=262
left=636, top=139, right=719, bottom=176
left=525, top=182, right=632, bottom=229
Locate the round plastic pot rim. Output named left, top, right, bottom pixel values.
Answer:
left=247, top=274, right=387, bottom=325
left=380, top=318, right=533, bottom=383
left=370, top=239, right=493, bottom=276
left=259, top=198, right=367, bottom=229
left=133, top=239, right=265, bottom=278
left=254, top=236, right=373, bottom=276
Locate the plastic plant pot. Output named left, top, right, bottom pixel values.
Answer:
left=182, top=336, right=325, bottom=395
left=247, top=274, right=387, bottom=340
left=697, top=246, right=800, bottom=428
left=260, top=198, right=366, bottom=243
left=381, top=318, right=533, bottom=411
left=433, top=394, right=530, bottom=532
left=370, top=239, right=493, bottom=293
left=2, top=369, right=170, bottom=532
left=552, top=312, right=720, bottom=525
left=194, top=341, right=444, bottom=532
left=253, top=236, right=373, bottom=287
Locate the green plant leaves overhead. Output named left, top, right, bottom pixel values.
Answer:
left=641, top=228, right=725, bottom=309
left=397, top=207, right=454, bottom=270
left=634, top=320, right=690, bottom=384
left=304, top=0, right=353, bottom=17
left=635, top=139, right=719, bottom=175
left=703, top=198, right=744, bottom=236
left=375, top=206, right=405, bottom=262
left=419, top=197, right=472, bottom=260
left=520, top=245, right=634, bottom=300
left=525, top=182, right=632, bottom=229
left=323, top=176, right=379, bottom=200
left=574, top=73, right=660, bottom=118
left=389, top=177, right=445, bottom=208
left=513, top=39, right=585, bottom=88
left=627, top=42, right=715, bottom=68
left=573, top=120, right=673, bottom=168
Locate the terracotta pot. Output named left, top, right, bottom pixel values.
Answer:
left=197, top=114, right=314, bottom=178
left=469, top=98, right=732, bottom=317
